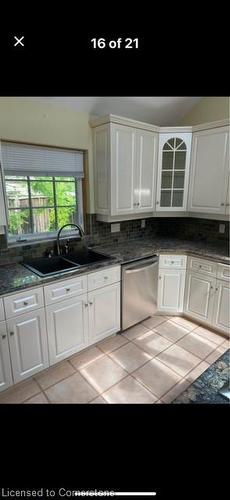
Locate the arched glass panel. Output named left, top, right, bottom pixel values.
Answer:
left=160, top=138, right=187, bottom=208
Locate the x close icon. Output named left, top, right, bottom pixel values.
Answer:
left=13, top=35, right=24, bottom=47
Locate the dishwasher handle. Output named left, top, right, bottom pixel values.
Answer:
left=124, top=258, right=158, bottom=274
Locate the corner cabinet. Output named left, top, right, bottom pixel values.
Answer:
left=188, top=126, right=229, bottom=215
left=92, top=118, right=158, bottom=220
left=156, top=133, right=192, bottom=211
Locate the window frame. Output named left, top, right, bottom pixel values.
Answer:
left=4, top=174, right=84, bottom=245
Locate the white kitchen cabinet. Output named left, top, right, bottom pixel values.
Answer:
left=188, top=126, right=229, bottom=214
left=158, top=269, right=186, bottom=313
left=184, top=272, right=215, bottom=324
left=92, top=116, right=158, bottom=220
left=212, top=280, right=230, bottom=335
left=156, top=132, right=192, bottom=211
left=88, top=283, right=120, bottom=344
left=7, top=309, right=49, bottom=383
left=0, top=321, right=13, bottom=392
left=46, top=294, right=89, bottom=365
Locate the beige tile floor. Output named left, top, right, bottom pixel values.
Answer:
left=0, top=315, right=229, bottom=404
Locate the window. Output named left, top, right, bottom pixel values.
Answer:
left=1, top=141, right=84, bottom=242
left=5, top=175, right=82, bottom=239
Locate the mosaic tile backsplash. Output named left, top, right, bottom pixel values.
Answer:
left=0, top=215, right=229, bottom=266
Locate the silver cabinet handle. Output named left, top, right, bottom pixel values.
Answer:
left=2, top=334, right=6, bottom=339
left=10, top=331, right=14, bottom=336
left=23, top=301, right=28, bottom=306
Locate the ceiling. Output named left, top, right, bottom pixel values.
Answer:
left=22, top=97, right=202, bottom=126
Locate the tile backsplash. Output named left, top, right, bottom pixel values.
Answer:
left=0, top=215, right=229, bottom=266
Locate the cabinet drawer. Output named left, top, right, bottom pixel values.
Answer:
left=188, top=257, right=217, bottom=276
left=0, top=299, right=4, bottom=322
left=87, top=266, right=121, bottom=291
left=159, top=254, right=187, bottom=269
left=44, top=275, right=87, bottom=305
left=4, top=287, right=44, bottom=319
left=217, top=263, right=230, bottom=281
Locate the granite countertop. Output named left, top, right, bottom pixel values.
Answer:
left=94, top=237, right=229, bottom=264
left=173, top=350, right=230, bottom=404
left=0, top=237, right=229, bottom=296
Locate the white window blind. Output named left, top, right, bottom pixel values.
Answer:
left=1, top=141, right=84, bottom=178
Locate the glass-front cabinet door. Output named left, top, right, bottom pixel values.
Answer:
left=156, top=132, right=192, bottom=211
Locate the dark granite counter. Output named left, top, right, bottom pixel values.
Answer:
left=94, top=238, right=229, bottom=264
left=173, top=350, right=230, bottom=404
left=0, top=237, right=228, bottom=296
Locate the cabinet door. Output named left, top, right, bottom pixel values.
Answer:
left=93, top=125, right=109, bottom=215
left=188, top=127, right=229, bottom=214
left=184, top=272, right=215, bottom=323
left=134, top=130, right=158, bottom=212
left=46, top=294, right=88, bottom=365
left=157, top=269, right=186, bottom=313
left=7, top=309, right=49, bottom=383
left=156, top=133, right=192, bottom=211
left=88, top=283, right=120, bottom=344
left=212, top=280, right=230, bottom=334
left=110, top=124, right=136, bottom=215
left=0, top=321, right=13, bottom=392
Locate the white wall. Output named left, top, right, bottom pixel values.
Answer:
left=180, top=96, right=229, bottom=125
left=0, top=97, right=95, bottom=212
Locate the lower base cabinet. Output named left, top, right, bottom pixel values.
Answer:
left=158, top=269, right=186, bottom=313
left=88, top=283, right=120, bottom=344
left=46, top=294, right=89, bottom=365
left=7, top=309, right=49, bottom=383
left=0, top=321, right=13, bottom=392
left=212, top=280, right=230, bottom=334
left=184, top=272, right=215, bottom=324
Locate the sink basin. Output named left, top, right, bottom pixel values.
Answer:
left=23, top=256, right=80, bottom=277
left=23, top=249, right=113, bottom=277
left=66, top=248, right=113, bottom=266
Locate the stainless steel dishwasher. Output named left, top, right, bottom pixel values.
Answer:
left=121, top=255, right=159, bottom=331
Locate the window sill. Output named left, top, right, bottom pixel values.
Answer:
left=7, top=232, right=82, bottom=248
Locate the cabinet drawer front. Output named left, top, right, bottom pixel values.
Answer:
left=87, top=266, right=121, bottom=291
left=4, top=287, right=44, bottom=319
left=159, top=254, right=187, bottom=269
left=217, top=263, right=230, bottom=281
left=0, top=299, right=4, bottom=322
left=188, top=257, right=217, bottom=276
left=44, top=275, right=87, bottom=305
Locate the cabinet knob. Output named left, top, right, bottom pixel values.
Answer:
left=171, top=261, right=174, bottom=264
left=84, top=303, right=88, bottom=307
left=210, top=286, right=213, bottom=289
left=66, top=288, right=70, bottom=292
left=220, top=203, right=225, bottom=206
left=2, top=334, right=6, bottom=339
left=199, top=265, right=202, bottom=268
left=156, top=201, right=160, bottom=205
left=159, top=276, right=161, bottom=279
left=215, top=288, right=218, bottom=291
left=104, top=276, right=108, bottom=280
left=10, top=331, right=14, bottom=336
left=23, top=301, right=28, bottom=306
left=89, top=301, right=93, bottom=305
left=226, top=203, right=230, bottom=207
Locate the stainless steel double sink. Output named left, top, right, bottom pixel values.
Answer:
left=23, top=248, right=113, bottom=277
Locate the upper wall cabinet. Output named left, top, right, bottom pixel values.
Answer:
left=188, top=126, right=229, bottom=215
left=156, top=133, right=192, bottom=211
left=92, top=118, right=158, bottom=220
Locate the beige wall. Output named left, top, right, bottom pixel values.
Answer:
left=180, top=96, right=229, bottom=125
left=0, top=98, right=94, bottom=212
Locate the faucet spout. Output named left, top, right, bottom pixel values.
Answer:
left=56, top=223, right=85, bottom=256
